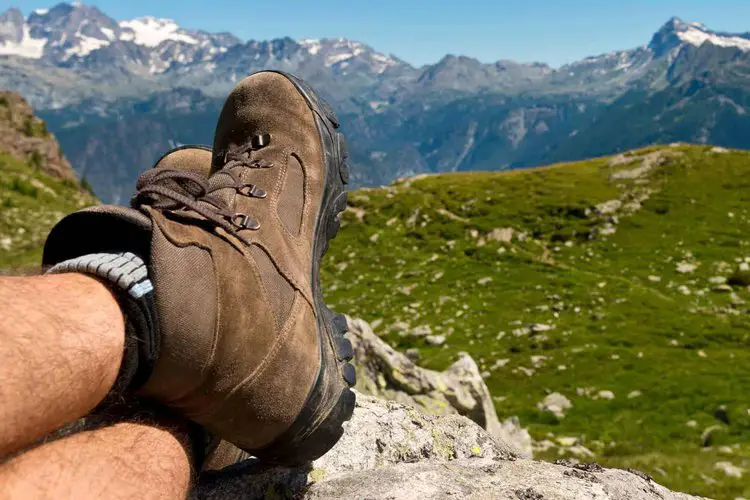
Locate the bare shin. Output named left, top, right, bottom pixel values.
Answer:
left=0, top=273, right=125, bottom=457
left=0, top=421, right=192, bottom=499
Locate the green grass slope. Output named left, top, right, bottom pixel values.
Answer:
left=323, top=144, right=750, bottom=499
left=0, top=151, right=96, bottom=271
left=1, top=140, right=746, bottom=497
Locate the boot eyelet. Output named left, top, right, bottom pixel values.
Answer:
left=231, top=213, right=260, bottom=230
left=239, top=185, right=267, bottom=198
left=251, top=133, right=271, bottom=149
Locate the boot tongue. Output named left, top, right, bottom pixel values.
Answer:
left=153, top=146, right=212, bottom=177
left=203, top=166, right=245, bottom=209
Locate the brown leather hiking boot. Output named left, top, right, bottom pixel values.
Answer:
left=153, top=144, right=213, bottom=174
left=154, top=144, right=253, bottom=472
left=43, top=71, right=356, bottom=464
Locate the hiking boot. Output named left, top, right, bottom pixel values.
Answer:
left=155, top=145, right=254, bottom=472
left=43, top=71, right=356, bottom=464
left=152, top=145, right=213, bottom=174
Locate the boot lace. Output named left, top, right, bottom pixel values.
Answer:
left=132, top=134, right=273, bottom=234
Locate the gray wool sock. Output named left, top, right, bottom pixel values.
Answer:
left=47, top=252, right=159, bottom=392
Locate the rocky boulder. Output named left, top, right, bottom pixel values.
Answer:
left=194, top=394, right=701, bottom=500
left=346, top=316, right=532, bottom=458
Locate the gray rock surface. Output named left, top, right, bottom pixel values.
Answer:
left=194, top=395, right=702, bottom=500
left=347, top=316, right=533, bottom=458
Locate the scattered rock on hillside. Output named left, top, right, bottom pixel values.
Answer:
left=595, top=199, right=621, bottom=215
left=425, top=334, right=446, bottom=346
left=537, top=392, right=572, bottom=419
left=403, top=324, right=432, bottom=337
left=194, top=395, right=701, bottom=500
left=597, top=390, right=615, bottom=400
left=677, top=261, right=698, bottom=274
left=714, top=461, right=744, bottom=478
left=531, top=323, right=554, bottom=333
left=347, top=316, right=533, bottom=458
left=487, top=227, right=515, bottom=243
left=608, top=154, right=637, bottom=167
left=610, top=150, right=680, bottom=181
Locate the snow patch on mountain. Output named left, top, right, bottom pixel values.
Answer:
left=119, top=17, right=198, bottom=47
left=0, top=24, right=46, bottom=58
left=300, top=39, right=321, bottom=55
left=325, top=39, right=366, bottom=66
left=327, top=52, right=355, bottom=65
left=100, top=27, right=115, bottom=40
left=370, top=51, right=397, bottom=73
left=65, top=34, right=108, bottom=57
left=677, top=25, right=750, bottom=52
left=301, top=38, right=398, bottom=73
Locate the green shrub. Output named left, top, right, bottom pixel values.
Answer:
left=23, top=117, right=35, bottom=137
left=22, top=117, right=48, bottom=138
left=9, top=177, right=38, bottom=198
left=28, top=151, right=44, bottom=170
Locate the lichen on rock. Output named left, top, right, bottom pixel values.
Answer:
left=194, top=394, right=702, bottom=500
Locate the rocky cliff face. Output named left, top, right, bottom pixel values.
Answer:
left=0, top=90, right=76, bottom=181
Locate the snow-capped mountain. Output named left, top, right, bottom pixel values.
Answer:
left=3, top=8, right=749, bottom=102
left=0, top=3, right=242, bottom=73
left=650, top=17, right=750, bottom=56
left=0, top=7, right=47, bottom=58
left=0, top=2, right=402, bottom=80
left=299, top=38, right=401, bottom=74
left=542, top=16, right=750, bottom=95
left=4, top=6, right=750, bottom=205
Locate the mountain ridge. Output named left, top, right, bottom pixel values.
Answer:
left=4, top=4, right=750, bottom=203
left=4, top=4, right=743, bottom=107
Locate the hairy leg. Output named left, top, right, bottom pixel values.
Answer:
left=0, top=420, right=192, bottom=499
left=0, top=274, right=124, bottom=457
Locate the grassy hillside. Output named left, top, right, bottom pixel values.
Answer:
left=1, top=137, right=747, bottom=497
left=0, top=90, right=97, bottom=272
left=0, top=151, right=96, bottom=271
left=323, top=144, right=750, bottom=499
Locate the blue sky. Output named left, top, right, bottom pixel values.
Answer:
left=11, top=0, right=750, bottom=67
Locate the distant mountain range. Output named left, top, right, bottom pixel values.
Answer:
left=3, top=3, right=750, bottom=202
